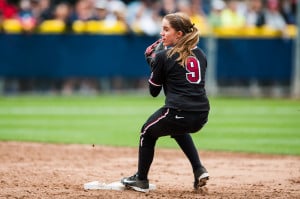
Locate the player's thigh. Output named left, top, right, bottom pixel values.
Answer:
left=141, top=108, right=174, bottom=137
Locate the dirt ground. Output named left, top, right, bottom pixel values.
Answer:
left=0, top=142, right=299, bottom=199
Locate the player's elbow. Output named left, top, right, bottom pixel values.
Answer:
left=150, top=90, right=160, bottom=97
left=149, top=84, right=161, bottom=97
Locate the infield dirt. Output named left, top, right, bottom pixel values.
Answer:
left=0, top=142, right=299, bottom=199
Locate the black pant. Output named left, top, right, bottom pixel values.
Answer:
left=137, top=107, right=209, bottom=180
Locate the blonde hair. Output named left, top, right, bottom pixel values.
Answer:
left=164, top=12, right=199, bottom=67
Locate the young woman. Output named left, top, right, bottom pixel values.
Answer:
left=121, top=12, right=210, bottom=192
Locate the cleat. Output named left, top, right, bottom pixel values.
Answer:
left=121, top=173, right=149, bottom=193
left=193, top=166, right=209, bottom=189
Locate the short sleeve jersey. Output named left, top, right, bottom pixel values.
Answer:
left=148, top=47, right=210, bottom=111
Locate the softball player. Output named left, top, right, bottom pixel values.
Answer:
left=121, top=12, right=210, bottom=192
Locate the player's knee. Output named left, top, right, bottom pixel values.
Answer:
left=140, top=134, right=157, bottom=148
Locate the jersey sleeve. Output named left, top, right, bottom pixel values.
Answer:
left=148, top=52, right=165, bottom=97
left=148, top=52, right=165, bottom=86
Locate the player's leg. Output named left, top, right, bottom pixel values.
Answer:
left=172, top=134, right=209, bottom=189
left=173, top=134, right=202, bottom=171
left=121, top=107, right=168, bottom=192
left=170, top=110, right=210, bottom=189
left=121, top=136, right=157, bottom=192
left=121, top=135, right=157, bottom=192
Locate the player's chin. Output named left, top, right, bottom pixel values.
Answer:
left=162, top=40, right=170, bottom=47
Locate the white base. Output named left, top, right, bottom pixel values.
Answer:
left=84, top=181, right=156, bottom=191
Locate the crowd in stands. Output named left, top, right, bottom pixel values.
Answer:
left=0, top=0, right=298, bottom=95
left=0, top=0, right=298, bottom=36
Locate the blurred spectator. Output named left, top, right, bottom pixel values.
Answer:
left=128, top=0, right=161, bottom=36
left=158, top=0, right=178, bottom=17
left=53, top=1, right=72, bottom=23
left=220, top=0, right=245, bottom=27
left=125, top=0, right=139, bottom=25
left=37, top=0, right=53, bottom=23
left=208, top=0, right=225, bottom=28
left=69, top=0, right=98, bottom=22
left=178, top=0, right=209, bottom=35
left=236, top=0, right=248, bottom=17
left=17, top=0, right=37, bottom=32
left=94, top=0, right=108, bottom=20
left=263, top=0, right=287, bottom=31
left=280, top=0, right=296, bottom=24
left=245, top=0, right=265, bottom=27
left=30, top=0, right=42, bottom=18
left=0, top=0, right=18, bottom=19
left=177, top=0, right=189, bottom=14
left=105, top=0, right=128, bottom=28
left=38, top=1, right=71, bottom=33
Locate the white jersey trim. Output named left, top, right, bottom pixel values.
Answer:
left=148, top=79, right=162, bottom=87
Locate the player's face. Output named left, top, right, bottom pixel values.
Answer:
left=160, top=18, right=183, bottom=47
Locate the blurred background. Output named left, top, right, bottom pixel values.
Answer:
left=0, top=0, right=299, bottom=98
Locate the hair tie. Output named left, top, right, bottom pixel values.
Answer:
left=189, top=23, right=195, bottom=33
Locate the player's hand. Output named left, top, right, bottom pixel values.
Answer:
left=145, top=39, right=164, bottom=67
left=144, top=39, right=163, bottom=57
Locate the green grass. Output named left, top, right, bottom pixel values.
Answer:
left=0, top=94, right=299, bottom=155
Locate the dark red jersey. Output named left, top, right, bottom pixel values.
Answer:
left=148, top=47, right=210, bottom=111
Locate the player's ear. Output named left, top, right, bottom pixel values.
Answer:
left=176, top=30, right=184, bottom=39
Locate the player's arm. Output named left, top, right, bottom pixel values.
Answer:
left=149, top=76, right=162, bottom=97
left=148, top=53, right=164, bottom=97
